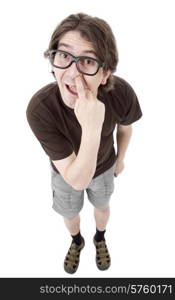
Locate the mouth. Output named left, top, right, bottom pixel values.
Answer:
left=65, top=84, right=78, bottom=96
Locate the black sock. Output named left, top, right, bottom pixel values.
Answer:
left=71, top=231, right=83, bottom=246
left=94, top=228, right=106, bottom=242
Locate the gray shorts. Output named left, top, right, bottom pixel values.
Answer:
left=50, top=162, right=116, bottom=219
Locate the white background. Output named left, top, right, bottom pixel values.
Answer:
left=0, top=0, right=175, bottom=277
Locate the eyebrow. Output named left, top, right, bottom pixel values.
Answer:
left=58, top=43, right=97, bottom=57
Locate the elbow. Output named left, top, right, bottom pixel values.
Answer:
left=72, top=183, right=87, bottom=191
left=71, top=177, right=93, bottom=191
left=65, top=171, right=94, bottom=191
left=71, top=180, right=90, bottom=191
left=64, top=176, right=87, bottom=191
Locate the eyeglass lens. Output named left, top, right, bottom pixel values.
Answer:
left=51, top=51, right=99, bottom=75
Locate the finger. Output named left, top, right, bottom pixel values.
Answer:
left=82, top=77, right=96, bottom=96
left=75, top=75, right=92, bottom=99
left=75, top=75, right=87, bottom=98
left=82, top=77, right=98, bottom=99
left=81, top=76, right=91, bottom=91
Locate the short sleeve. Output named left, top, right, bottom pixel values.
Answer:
left=119, top=81, right=142, bottom=125
left=26, top=111, right=73, bottom=161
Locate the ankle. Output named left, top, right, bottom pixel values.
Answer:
left=94, top=228, right=106, bottom=242
left=71, top=231, right=83, bottom=246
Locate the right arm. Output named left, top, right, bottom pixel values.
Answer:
left=52, top=127, right=102, bottom=190
left=52, top=75, right=105, bottom=190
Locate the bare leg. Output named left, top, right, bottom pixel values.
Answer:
left=63, top=214, right=84, bottom=274
left=64, top=215, right=80, bottom=236
left=93, top=206, right=111, bottom=270
left=94, top=206, right=110, bottom=231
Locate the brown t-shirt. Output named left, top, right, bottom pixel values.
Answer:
left=26, top=75, right=142, bottom=178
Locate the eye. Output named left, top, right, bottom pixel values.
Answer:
left=59, top=53, right=68, bottom=59
left=84, top=58, right=95, bottom=65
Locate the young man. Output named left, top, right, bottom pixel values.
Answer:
left=26, top=13, right=142, bottom=274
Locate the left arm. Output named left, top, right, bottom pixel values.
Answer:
left=114, top=124, right=132, bottom=176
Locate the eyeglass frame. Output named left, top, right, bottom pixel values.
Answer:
left=47, top=49, right=105, bottom=76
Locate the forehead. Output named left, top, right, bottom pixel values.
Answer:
left=58, top=30, right=96, bottom=54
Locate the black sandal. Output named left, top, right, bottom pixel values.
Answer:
left=64, top=238, right=85, bottom=274
left=93, top=238, right=111, bottom=270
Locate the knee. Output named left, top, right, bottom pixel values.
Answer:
left=94, top=206, right=110, bottom=214
left=64, top=215, right=80, bottom=226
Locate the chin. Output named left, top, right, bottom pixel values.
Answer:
left=59, top=84, right=77, bottom=108
left=63, top=95, right=76, bottom=108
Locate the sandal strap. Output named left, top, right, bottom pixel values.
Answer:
left=94, top=238, right=111, bottom=270
left=64, top=239, right=85, bottom=273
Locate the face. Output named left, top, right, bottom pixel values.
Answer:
left=52, top=30, right=111, bottom=109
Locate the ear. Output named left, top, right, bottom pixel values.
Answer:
left=101, top=70, right=111, bottom=85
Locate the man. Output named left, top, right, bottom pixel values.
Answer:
left=26, top=13, right=142, bottom=274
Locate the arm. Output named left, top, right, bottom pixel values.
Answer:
left=53, top=127, right=102, bottom=191
left=52, top=75, right=105, bottom=190
left=68, top=128, right=102, bottom=190
left=114, top=124, right=132, bottom=176
left=116, top=124, right=132, bottom=161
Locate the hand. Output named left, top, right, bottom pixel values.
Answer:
left=74, top=75, right=105, bottom=131
left=114, top=158, right=125, bottom=177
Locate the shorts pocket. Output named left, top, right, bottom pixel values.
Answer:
left=105, top=180, right=114, bottom=197
left=103, top=169, right=115, bottom=197
left=51, top=173, right=73, bottom=208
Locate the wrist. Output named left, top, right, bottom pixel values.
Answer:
left=116, top=154, right=125, bottom=162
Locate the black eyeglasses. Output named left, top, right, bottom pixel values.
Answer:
left=47, top=49, right=105, bottom=76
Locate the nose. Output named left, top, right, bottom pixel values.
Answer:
left=66, top=61, right=80, bottom=78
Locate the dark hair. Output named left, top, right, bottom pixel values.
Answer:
left=44, top=13, right=119, bottom=94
